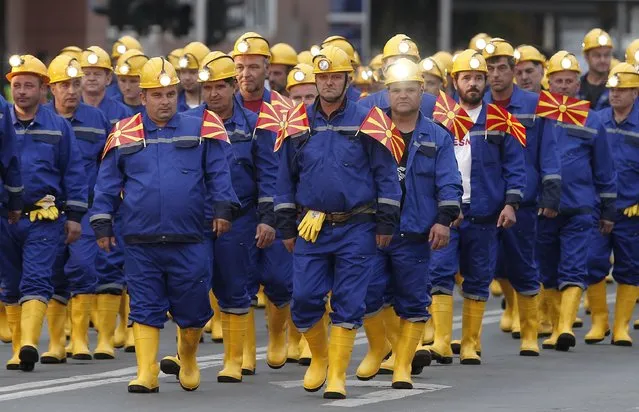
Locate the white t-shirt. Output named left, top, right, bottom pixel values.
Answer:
left=454, top=105, right=483, bottom=204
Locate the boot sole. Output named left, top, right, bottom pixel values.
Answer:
left=519, top=349, right=539, bottom=357
left=241, top=368, right=255, bottom=376
left=19, top=345, right=39, bottom=370
left=585, top=330, right=610, bottom=344
left=124, top=346, right=136, bottom=353
left=538, top=332, right=552, bottom=338
left=392, top=381, right=413, bottom=390
left=430, top=350, right=453, bottom=365
left=303, top=379, right=326, bottom=393
left=266, top=359, right=287, bottom=369
left=572, top=321, right=583, bottom=328
left=72, top=354, right=93, bottom=361
left=450, top=342, right=460, bottom=355
left=286, top=358, right=299, bottom=363
left=460, top=358, right=481, bottom=365
left=179, top=383, right=199, bottom=392
left=634, top=324, right=639, bottom=331
left=555, top=334, right=576, bottom=352
left=298, top=358, right=311, bottom=366
left=41, top=356, right=67, bottom=364
left=217, top=375, right=242, bottom=383
left=93, top=352, right=115, bottom=360
left=541, top=343, right=556, bottom=350
left=411, top=350, right=432, bottom=375
left=378, top=368, right=393, bottom=375
left=6, top=363, right=20, bottom=370
left=160, top=359, right=181, bottom=376
left=356, top=372, right=378, bottom=381
left=127, top=385, right=159, bottom=393
left=323, top=391, right=346, bottom=399
left=611, top=339, right=632, bottom=347
left=0, top=339, right=11, bottom=344
left=511, top=332, right=521, bottom=339
left=212, top=338, right=223, bottom=343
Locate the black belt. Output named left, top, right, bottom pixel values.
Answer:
left=299, top=203, right=375, bottom=224
left=559, top=207, right=592, bottom=217
left=460, top=204, right=499, bottom=224
left=396, top=232, right=429, bottom=243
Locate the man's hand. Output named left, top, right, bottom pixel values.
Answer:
left=429, top=223, right=450, bottom=250
left=451, top=210, right=464, bottom=228
left=538, top=208, right=559, bottom=218
left=255, top=223, right=276, bottom=249
left=65, top=220, right=82, bottom=244
left=599, top=219, right=614, bottom=235
left=7, top=210, right=21, bottom=224
left=376, top=234, right=392, bottom=249
left=497, top=205, right=517, bottom=229
left=283, top=237, right=296, bottom=253
left=97, top=236, right=117, bottom=253
left=212, top=218, right=231, bottom=236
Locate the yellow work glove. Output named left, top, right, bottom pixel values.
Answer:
left=623, top=204, right=639, bottom=218
left=29, top=195, right=59, bottom=222
left=297, top=210, right=326, bottom=243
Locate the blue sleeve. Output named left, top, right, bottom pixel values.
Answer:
left=501, top=132, right=527, bottom=205
left=253, top=128, right=278, bottom=227
left=365, top=135, right=402, bottom=235
left=1, top=102, right=23, bottom=210
left=274, top=136, right=299, bottom=239
left=592, top=121, right=617, bottom=220
left=59, top=121, right=88, bottom=223
left=89, top=148, right=123, bottom=239
left=204, top=139, right=240, bottom=221
left=434, top=132, right=462, bottom=225
left=537, top=117, right=561, bottom=210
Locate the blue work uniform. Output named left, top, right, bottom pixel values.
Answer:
left=113, top=94, right=145, bottom=116
left=0, top=96, right=23, bottom=214
left=95, top=95, right=134, bottom=126
left=0, top=105, right=88, bottom=305
left=429, top=104, right=527, bottom=301
left=105, top=78, right=122, bottom=101
left=537, top=111, right=617, bottom=291
left=90, top=112, right=239, bottom=329
left=275, top=97, right=402, bottom=331
left=359, top=89, right=437, bottom=118
left=364, top=113, right=462, bottom=321
left=486, top=86, right=562, bottom=295
left=346, top=84, right=361, bottom=102
left=587, top=102, right=639, bottom=286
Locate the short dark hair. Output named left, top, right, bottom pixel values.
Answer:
left=486, top=56, right=515, bottom=69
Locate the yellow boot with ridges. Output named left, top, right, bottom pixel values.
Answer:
left=356, top=310, right=391, bottom=380
left=286, top=311, right=302, bottom=363
left=324, top=326, right=356, bottom=399
left=94, top=294, right=121, bottom=359
left=392, top=320, right=426, bottom=389
left=303, top=319, right=329, bottom=392
left=241, top=307, right=256, bottom=375
left=210, top=292, right=223, bottom=343
left=542, top=288, right=561, bottom=349
left=41, top=300, right=68, bottom=364
left=460, top=299, right=485, bottom=365
left=5, top=304, right=21, bottom=370
left=537, top=287, right=553, bottom=337
left=218, top=312, right=247, bottom=382
left=19, top=300, right=47, bottom=371
left=584, top=280, right=610, bottom=344
left=128, top=323, right=160, bottom=393
left=266, top=300, right=289, bottom=369
left=70, top=294, right=95, bottom=360
left=517, top=293, right=540, bottom=356
left=555, top=287, right=582, bottom=352
left=499, top=279, right=515, bottom=333
left=611, top=284, right=639, bottom=346
left=426, top=294, right=454, bottom=364
left=177, top=328, right=202, bottom=391
left=378, top=306, right=400, bottom=374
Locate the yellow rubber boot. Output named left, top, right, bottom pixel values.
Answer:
left=5, top=304, right=21, bottom=370
left=510, top=293, right=521, bottom=339
left=160, top=339, right=181, bottom=379
left=634, top=318, right=639, bottom=331
left=210, top=292, right=222, bottom=343
left=426, top=294, right=454, bottom=364
left=218, top=312, right=247, bottom=382
left=584, top=293, right=591, bottom=314
left=555, top=287, right=582, bottom=352
left=91, top=301, right=99, bottom=331
left=41, top=300, right=68, bottom=364
left=422, top=311, right=434, bottom=345
left=499, top=279, right=515, bottom=333
left=113, top=291, right=127, bottom=348
left=356, top=311, right=391, bottom=380
left=490, top=279, right=503, bottom=297
left=612, top=284, right=639, bottom=346
left=241, top=307, right=256, bottom=375
left=323, top=326, right=356, bottom=399
left=64, top=299, right=72, bottom=339
left=70, top=294, right=95, bottom=360
left=128, top=323, right=160, bottom=393
left=203, top=318, right=212, bottom=334
left=542, top=288, right=561, bottom=349
left=256, top=285, right=266, bottom=308
left=266, top=301, right=289, bottom=369
left=302, top=319, right=329, bottom=392
left=298, top=334, right=312, bottom=365
left=392, top=320, right=426, bottom=389
left=460, top=299, right=485, bottom=365
left=0, top=302, right=11, bottom=343
left=517, top=293, right=539, bottom=356
left=19, top=300, right=47, bottom=371
left=122, top=293, right=135, bottom=352
left=584, top=280, right=609, bottom=344
left=286, top=310, right=302, bottom=363
left=177, top=328, right=202, bottom=391
left=379, top=306, right=400, bottom=374
left=537, top=287, right=553, bottom=337
left=94, top=294, right=121, bottom=359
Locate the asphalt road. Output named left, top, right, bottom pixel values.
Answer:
left=1, top=289, right=638, bottom=412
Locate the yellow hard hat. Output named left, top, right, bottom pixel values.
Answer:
left=541, top=72, right=549, bottom=90
left=611, top=57, right=621, bottom=69
left=286, top=63, right=316, bottom=91
left=231, top=32, right=271, bottom=58
left=322, top=35, right=356, bottom=64
left=6, top=54, right=49, bottom=83
left=369, top=53, right=384, bottom=71
left=198, top=51, right=236, bottom=83
left=60, top=46, right=83, bottom=61
left=167, top=48, right=183, bottom=68
left=382, top=34, right=420, bottom=61
left=420, top=57, right=447, bottom=87
left=482, top=38, right=514, bottom=59
left=625, top=39, right=639, bottom=66
left=310, top=45, right=322, bottom=57
left=547, top=51, right=581, bottom=75
left=451, top=49, right=488, bottom=75
left=178, top=42, right=211, bottom=70
left=606, top=62, right=639, bottom=88
left=297, top=50, right=313, bottom=66
left=432, top=51, right=453, bottom=75
left=271, top=43, right=298, bottom=66
left=353, top=66, right=374, bottom=86
left=48, top=54, right=84, bottom=84
left=313, top=45, right=353, bottom=74
left=353, top=51, right=361, bottom=67
left=81, top=46, right=112, bottom=71
left=469, top=33, right=491, bottom=51
left=139, top=57, right=180, bottom=89
left=115, top=49, right=149, bottom=77
left=385, top=58, right=424, bottom=86
left=582, top=28, right=613, bottom=53
left=514, top=45, right=546, bottom=64
left=112, top=35, right=143, bottom=59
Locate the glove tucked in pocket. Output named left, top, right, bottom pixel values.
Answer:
left=29, top=195, right=59, bottom=222
left=297, top=210, right=326, bottom=243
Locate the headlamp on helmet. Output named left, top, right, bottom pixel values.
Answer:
left=9, top=55, right=23, bottom=68
left=293, top=70, right=306, bottom=82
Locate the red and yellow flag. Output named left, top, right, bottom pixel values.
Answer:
left=201, top=110, right=230, bottom=144
left=255, top=101, right=284, bottom=134
left=432, top=90, right=475, bottom=141
left=357, top=106, right=405, bottom=163
left=102, top=113, right=145, bottom=159
left=273, top=103, right=310, bottom=152
left=271, top=91, right=294, bottom=115
left=535, top=90, right=590, bottom=127
left=486, top=104, right=527, bottom=147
